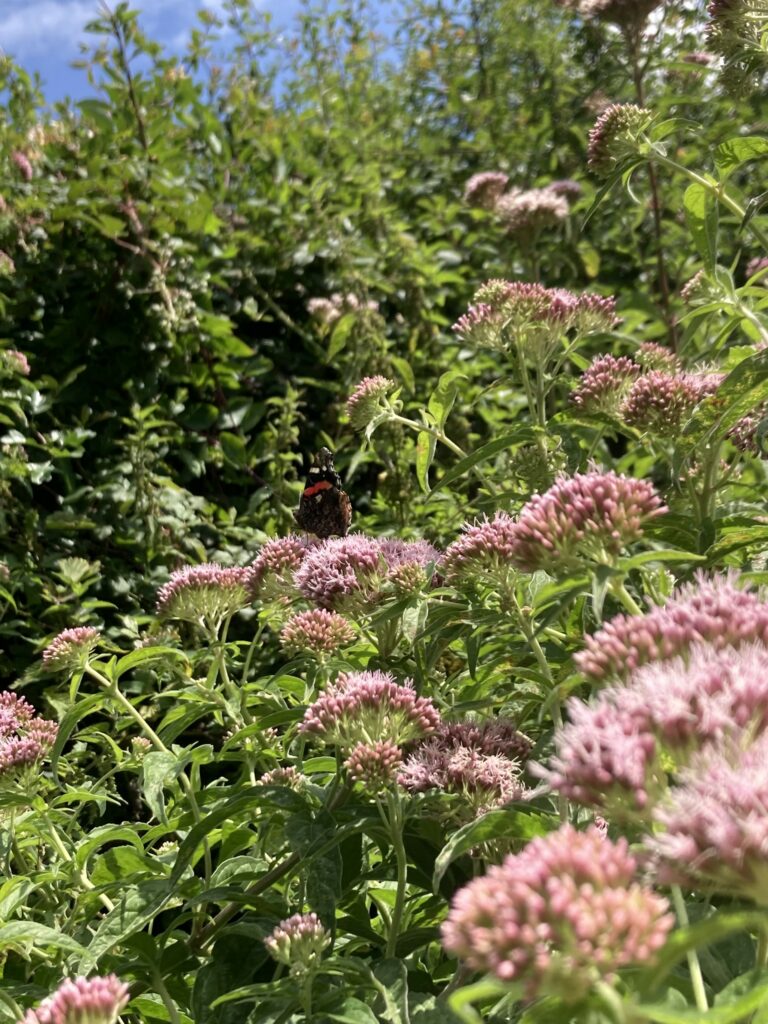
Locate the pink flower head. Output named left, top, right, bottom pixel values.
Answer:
left=378, top=537, right=439, bottom=593
left=442, top=825, right=673, bottom=999
left=463, top=171, right=510, bottom=209
left=345, top=739, right=403, bottom=788
left=534, top=694, right=661, bottom=817
left=495, top=187, right=569, bottom=236
left=0, top=692, right=58, bottom=785
left=264, top=912, right=330, bottom=977
left=746, top=256, right=768, bottom=284
left=706, top=0, right=768, bottom=84
left=651, top=731, right=768, bottom=902
left=635, top=341, right=682, bottom=372
left=621, top=371, right=722, bottom=435
left=576, top=571, right=768, bottom=682
left=11, top=151, right=32, bottom=182
left=399, top=719, right=529, bottom=812
left=728, top=403, right=768, bottom=453
left=293, top=534, right=384, bottom=610
left=441, top=512, right=520, bottom=583
left=250, top=534, right=315, bottom=602
left=42, top=626, right=100, bottom=673
left=306, top=297, right=341, bottom=326
left=280, top=608, right=356, bottom=657
left=2, top=349, right=30, bottom=376
left=258, top=765, right=303, bottom=789
left=300, top=670, right=440, bottom=749
left=346, top=375, right=395, bottom=430
left=547, top=179, right=582, bottom=200
left=18, top=975, right=130, bottom=1024
left=572, top=292, right=620, bottom=333
left=452, top=302, right=506, bottom=350
left=156, top=563, right=252, bottom=627
left=570, top=354, right=641, bottom=417
left=587, top=104, right=653, bottom=175
left=509, top=469, right=665, bottom=573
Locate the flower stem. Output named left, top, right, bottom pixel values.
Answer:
left=390, top=414, right=497, bottom=495
left=671, top=884, right=709, bottom=1012
left=42, top=815, right=115, bottom=912
left=385, top=789, right=408, bottom=958
left=611, top=580, right=644, bottom=617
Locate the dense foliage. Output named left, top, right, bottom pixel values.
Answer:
left=2, top=0, right=768, bottom=1021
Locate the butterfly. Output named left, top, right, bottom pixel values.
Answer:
left=293, top=447, right=352, bottom=539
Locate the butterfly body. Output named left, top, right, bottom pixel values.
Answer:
left=294, top=447, right=352, bottom=539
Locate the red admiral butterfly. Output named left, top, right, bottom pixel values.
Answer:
left=294, top=447, right=352, bottom=539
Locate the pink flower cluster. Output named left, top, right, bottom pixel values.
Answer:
left=571, top=351, right=720, bottom=434
left=509, top=469, right=665, bottom=573
left=576, top=571, right=768, bottom=681
left=300, top=670, right=440, bottom=769
left=279, top=608, right=356, bottom=656
left=463, top=171, right=510, bottom=209
left=442, top=825, right=673, bottom=999
left=346, top=376, right=395, bottom=430
left=399, top=719, right=530, bottom=812
left=1, top=349, right=30, bottom=376
left=728, top=403, right=768, bottom=453
left=264, top=912, right=330, bottom=976
left=495, top=187, right=569, bottom=237
left=453, top=280, right=617, bottom=362
left=11, top=150, right=33, bottom=182
left=441, top=512, right=519, bottom=582
left=587, top=104, right=653, bottom=175
left=0, top=692, right=58, bottom=783
left=306, top=292, right=378, bottom=326
left=293, top=534, right=438, bottom=611
left=42, top=626, right=101, bottom=673
left=250, top=534, right=317, bottom=602
left=18, top=975, right=129, bottom=1024
left=156, top=563, right=252, bottom=626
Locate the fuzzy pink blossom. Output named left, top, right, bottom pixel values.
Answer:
left=346, top=376, right=395, bottom=430
left=452, top=303, right=506, bottom=350
left=442, top=825, right=673, bottom=999
left=345, top=739, right=403, bottom=788
left=463, top=171, right=510, bottom=209
left=280, top=609, right=356, bottom=656
left=547, top=179, right=582, bottom=200
left=508, top=470, right=665, bottom=573
left=258, top=765, right=303, bottom=789
left=300, top=670, right=440, bottom=749
left=250, top=534, right=315, bottom=601
left=570, top=354, right=641, bottom=417
left=587, top=104, right=653, bottom=175
left=306, top=297, right=341, bottom=326
left=156, top=563, right=252, bottom=626
left=746, top=256, right=768, bottom=283
left=293, top=534, right=384, bottom=610
left=0, top=692, right=58, bottom=784
left=441, top=512, right=520, bottom=583
left=42, top=626, right=100, bottom=673
left=621, top=371, right=722, bottom=435
left=635, top=342, right=682, bottom=372
left=264, top=913, right=330, bottom=976
left=2, top=349, right=29, bottom=376
left=18, top=976, right=130, bottom=1024
left=728, top=404, right=768, bottom=453
left=651, top=732, right=768, bottom=902
left=576, top=572, right=768, bottom=682
left=495, top=187, right=570, bottom=237
left=11, top=151, right=32, bottom=182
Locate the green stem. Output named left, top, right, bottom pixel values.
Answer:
left=611, top=580, right=644, bottom=617
left=649, top=150, right=768, bottom=254
left=151, top=969, right=181, bottom=1024
left=84, top=664, right=213, bottom=891
left=385, top=790, right=408, bottom=958
left=389, top=414, right=497, bottom=495
left=42, top=815, right=115, bottom=912
left=671, top=884, right=709, bottom=1012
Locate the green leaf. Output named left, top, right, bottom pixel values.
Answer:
left=373, top=960, right=410, bottom=1024
left=114, top=646, right=188, bottom=680
left=415, top=431, right=436, bottom=493
left=142, top=750, right=182, bottom=823
left=0, top=921, right=86, bottom=955
left=433, top=809, right=550, bottom=891
left=428, top=369, right=465, bottom=430
left=447, top=978, right=514, bottom=1024
left=326, top=998, right=381, bottom=1024
left=219, top=432, right=247, bottom=467
left=714, top=136, right=768, bottom=179
left=684, top=183, right=718, bottom=271
left=50, top=691, right=108, bottom=783
left=428, top=430, right=534, bottom=498
left=78, top=880, right=179, bottom=973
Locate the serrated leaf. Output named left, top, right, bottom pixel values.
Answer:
left=715, top=136, right=768, bottom=179
left=415, top=431, right=436, bottom=493
left=427, top=369, right=465, bottom=430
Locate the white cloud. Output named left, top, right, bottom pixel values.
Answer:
left=0, top=0, right=97, bottom=55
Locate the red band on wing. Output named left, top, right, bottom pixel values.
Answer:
left=303, top=480, right=333, bottom=497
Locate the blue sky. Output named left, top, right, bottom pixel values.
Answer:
left=0, top=0, right=303, bottom=104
